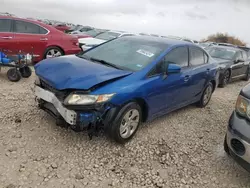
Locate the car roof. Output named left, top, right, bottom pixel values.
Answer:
left=209, top=45, right=242, bottom=52
left=108, top=30, right=133, bottom=35
left=122, top=35, right=195, bottom=46
left=0, top=15, right=61, bottom=32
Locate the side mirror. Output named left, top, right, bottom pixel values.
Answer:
left=234, top=58, right=244, bottom=64
left=167, top=63, right=181, bottom=74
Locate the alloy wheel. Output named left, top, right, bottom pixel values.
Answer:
left=119, top=109, right=140, bottom=139
left=46, top=49, right=62, bottom=58
left=203, top=85, right=213, bottom=105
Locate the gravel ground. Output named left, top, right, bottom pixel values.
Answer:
left=0, top=68, right=250, bottom=188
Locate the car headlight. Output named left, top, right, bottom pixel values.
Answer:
left=64, top=93, right=115, bottom=105
left=235, top=95, right=250, bottom=118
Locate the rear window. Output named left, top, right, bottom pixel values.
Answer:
left=189, top=47, right=207, bottom=66
left=0, top=19, right=12, bottom=32
left=14, top=20, right=47, bottom=34
left=14, top=20, right=38, bottom=34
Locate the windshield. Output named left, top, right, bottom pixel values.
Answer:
left=84, top=29, right=103, bottom=37
left=200, top=43, right=209, bottom=48
left=78, top=37, right=167, bottom=71
left=95, top=31, right=120, bottom=40
left=207, top=47, right=236, bottom=60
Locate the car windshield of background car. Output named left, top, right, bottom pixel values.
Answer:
left=80, top=37, right=167, bottom=71
left=208, top=47, right=236, bottom=60
left=95, top=31, right=120, bottom=40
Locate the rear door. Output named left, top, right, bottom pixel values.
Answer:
left=145, top=46, right=191, bottom=117
left=13, top=19, right=49, bottom=59
left=0, top=18, right=15, bottom=54
left=188, top=46, right=210, bottom=100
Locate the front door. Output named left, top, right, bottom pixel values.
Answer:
left=145, top=46, right=190, bottom=118
left=231, top=51, right=245, bottom=78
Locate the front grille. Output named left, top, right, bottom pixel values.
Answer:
left=231, top=138, right=245, bottom=156
left=40, top=79, right=69, bottom=101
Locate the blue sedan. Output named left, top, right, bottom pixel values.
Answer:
left=34, top=36, right=219, bottom=143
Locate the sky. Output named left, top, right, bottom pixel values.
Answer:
left=1, top=0, right=250, bottom=45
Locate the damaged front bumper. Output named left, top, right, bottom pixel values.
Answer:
left=34, top=85, right=118, bottom=133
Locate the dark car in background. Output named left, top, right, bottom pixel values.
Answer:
left=238, top=46, right=250, bottom=58
left=207, top=46, right=250, bottom=87
left=0, top=16, right=81, bottom=62
left=224, top=83, right=250, bottom=172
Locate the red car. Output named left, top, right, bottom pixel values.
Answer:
left=53, top=23, right=71, bottom=33
left=0, top=16, right=81, bottom=62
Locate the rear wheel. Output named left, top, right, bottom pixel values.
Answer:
left=7, top=68, right=21, bottom=82
left=197, top=82, right=213, bottom=108
left=219, top=70, right=230, bottom=88
left=107, top=102, right=142, bottom=144
left=44, top=47, right=64, bottom=59
left=19, top=66, right=32, bottom=78
left=243, top=68, right=250, bottom=81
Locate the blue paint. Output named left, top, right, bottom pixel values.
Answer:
left=35, top=36, right=218, bottom=122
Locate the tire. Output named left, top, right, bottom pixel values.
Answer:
left=44, top=47, right=64, bottom=59
left=224, top=134, right=230, bottom=155
left=243, top=68, right=250, bottom=81
left=107, top=102, right=142, bottom=144
left=19, top=66, right=32, bottom=78
left=7, top=68, right=21, bottom=82
left=218, top=70, right=230, bottom=88
left=197, top=82, right=213, bottom=108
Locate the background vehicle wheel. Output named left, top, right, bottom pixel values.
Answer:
left=108, top=102, right=142, bottom=144
left=224, top=134, right=230, bottom=155
left=44, top=47, right=64, bottom=59
left=243, top=68, right=250, bottom=81
left=19, top=66, right=32, bottom=78
left=7, top=68, right=21, bottom=82
left=197, top=82, right=213, bottom=108
left=219, top=70, right=230, bottom=88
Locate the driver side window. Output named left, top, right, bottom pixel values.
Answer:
left=148, top=46, right=189, bottom=76
left=235, top=51, right=243, bottom=60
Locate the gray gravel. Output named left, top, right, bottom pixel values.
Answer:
left=1, top=68, right=250, bottom=188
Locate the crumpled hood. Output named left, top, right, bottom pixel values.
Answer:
left=78, top=37, right=106, bottom=45
left=35, top=55, right=132, bottom=90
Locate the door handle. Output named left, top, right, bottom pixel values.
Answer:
left=1, top=36, right=12, bottom=39
left=184, top=75, right=190, bottom=82
left=206, top=68, right=210, bottom=74
left=40, top=38, right=48, bottom=41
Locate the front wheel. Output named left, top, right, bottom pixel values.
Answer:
left=219, top=70, right=230, bottom=88
left=197, top=82, right=213, bottom=108
left=107, top=102, right=142, bottom=144
left=7, top=68, right=21, bottom=82
left=243, top=68, right=250, bottom=81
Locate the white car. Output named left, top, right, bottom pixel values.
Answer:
left=78, top=30, right=135, bottom=51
